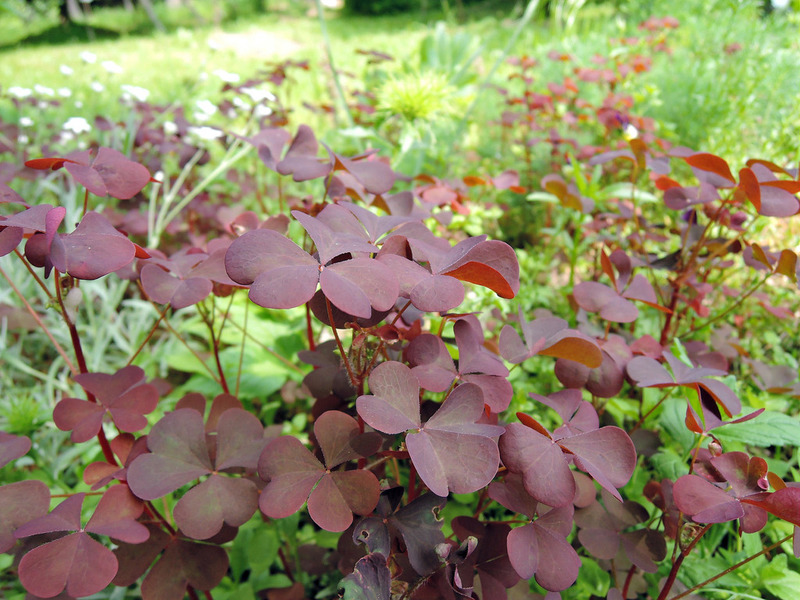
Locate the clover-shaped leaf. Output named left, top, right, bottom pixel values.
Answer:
left=54, top=365, right=159, bottom=443
left=627, top=351, right=741, bottom=417
left=48, top=211, right=139, bottom=280
left=258, top=411, right=381, bottom=532
left=674, top=452, right=769, bottom=533
left=499, top=313, right=602, bottom=367
left=127, top=408, right=268, bottom=539
left=16, top=486, right=148, bottom=598
left=339, top=553, right=391, bottom=600
left=500, top=409, right=636, bottom=506
left=489, top=473, right=580, bottom=591
left=26, top=147, right=152, bottom=200
left=355, top=492, right=447, bottom=576
left=357, top=361, right=504, bottom=496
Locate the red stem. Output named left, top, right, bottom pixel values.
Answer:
left=656, top=525, right=711, bottom=600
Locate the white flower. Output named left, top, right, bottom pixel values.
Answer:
left=63, top=116, right=92, bottom=134
left=90, top=81, right=105, bottom=93
left=101, top=60, right=123, bottom=74
left=212, top=69, right=240, bottom=83
left=19, top=117, right=33, bottom=127
left=120, top=84, right=150, bottom=103
left=241, top=87, right=276, bottom=103
left=253, top=104, right=273, bottom=119
left=623, top=123, right=639, bottom=141
left=80, top=51, right=97, bottom=64
left=60, top=64, right=74, bottom=76
left=188, top=126, right=224, bottom=141
left=18, top=134, right=30, bottom=145
left=33, top=84, right=55, bottom=97
left=75, top=100, right=83, bottom=108
left=207, top=39, right=221, bottom=51
left=57, top=87, right=72, bottom=98
left=232, top=96, right=251, bottom=111
left=163, top=121, right=178, bottom=136
left=8, top=86, right=32, bottom=99
left=193, top=99, right=217, bottom=122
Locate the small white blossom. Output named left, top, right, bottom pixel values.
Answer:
left=212, top=69, right=240, bottom=83
left=198, top=72, right=208, bottom=82
left=154, top=170, right=165, bottom=182
left=18, top=134, right=30, bottom=145
left=232, top=96, right=251, bottom=111
left=75, top=100, right=83, bottom=108
left=80, top=51, right=97, bottom=64
left=19, top=117, right=33, bottom=127
left=207, top=39, right=221, bottom=51
left=188, top=126, right=224, bottom=141
left=163, top=121, right=178, bottom=136
left=253, top=104, right=273, bottom=119
left=241, top=87, right=276, bottom=103
left=101, top=60, right=123, bottom=74
left=63, top=116, right=92, bottom=134
left=623, top=123, right=639, bottom=140
left=60, top=64, right=74, bottom=76
left=120, top=84, right=150, bottom=103
left=60, top=131, right=75, bottom=143
left=8, top=86, right=32, bottom=99
left=90, top=81, right=105, bottom=93
left=193, top=98, right=217, bottom=122
left=57, top=87, right=72, bottom=98
left=33, top=84, right=55, bottom=97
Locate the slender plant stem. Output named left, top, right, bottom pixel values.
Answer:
left=456, top=0, right=542, bottom=137
left=13, top=248, right=55, bottom=302
left=225, top=317, right=305, bottom=373
left=314, top=0, right=355, bottom=132
left=324, top=295, right=358, bottom=388
left=160, top=312, right=221, bottom=382
left=126, top=304, right=170, bottom=366
left=681, top=272, right=770, bottom=337
left=0, top=263, right=78, bottom=375
left=235, top=298, right=248, bottom=397
left=656, top=524, right=712, bottom=600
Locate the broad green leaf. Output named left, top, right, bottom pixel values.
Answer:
left=715, top=411, right=800, bottom=447
left=761, top=554, right=800, bottom=599
left=596, top=182, right=658, bottom=203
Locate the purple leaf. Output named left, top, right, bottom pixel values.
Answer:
left=127, top=409, right=212, bottom=500
left=574, top=281, right=638, bottom=322
left=499, top=423, right=575, bottom=507
left=0, top=432, right=31, bottom=468
left=50, top=211, right=136, bottom=280
left=339, top=553, right=391, bottom=600
left=140, top=538, right=229, bottom=598
left=673, top=475, right=744, bottom=523
left=173, top=474, right=259, bottom=540
left=258, top=436, right=324, bottom=519
left=85, top=485, right=149, bottom=544
left=742, top=487, right=800, bottom=527
left=560, top=427, right=637, bottom=501
left=0, top=480, right=50, bottom=553
left=225, top=228, right=319, bottom=309
left=407, top=383, right=504, bottom=496
left=390, top=493, right=448, bottom=575
left=19, top=532, right=119, bottom=598
left=357, top=361, right=421, bottom=434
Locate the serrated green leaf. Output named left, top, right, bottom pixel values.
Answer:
left=715, top=411, right=800, bottom=447
left=761, top=554, right=800, bottom=599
